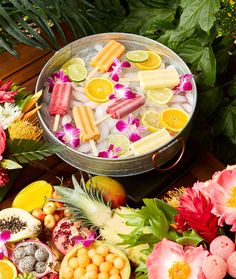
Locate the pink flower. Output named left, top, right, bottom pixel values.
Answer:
left=0, top=128, right=6, bottom=160
left=174, top=74, right=193, bottom=93
left=71, top=232, right=96, bottom=248
left=0, top=230, right=11, bottom=259
left=109, top=84, right=136, bottom=100
left=0, top=168, right=9, bottom=187
left=116, top=114, right=146, bottom=142
left=147, top=238, right=208, bottom=279
left=47, top=70, right=70, bottom=92
left=0, top=80, right=18, bottom=103
left=98, top=144, right=121, bottom=158
left=108, top=58, right=131, bottom=81
left=55, top=123, right=80, bottom=148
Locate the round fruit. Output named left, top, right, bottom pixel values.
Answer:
left=141, top=110, right=161, bottom=132
left=160, top=108, right=189, bottom=132
left=67, top=64, right=87, bottom=82
left=135, top=51, right=162, bottom=70
left=126, top=50, right=149, bottom=62
left=61, top=58, right=85, bottom=74
left=52, top=218, right=93, bottom=255
left=43, top=202, right=57, bottom=215
left=108, top=134, right=130, bottom=156
left=12, top=239, right=55, bottom=278
left=0, top=259, right=17, bottom=279
left=59, top=241, right=131, bottom=279
left=147, top=88, right=173, bottom=105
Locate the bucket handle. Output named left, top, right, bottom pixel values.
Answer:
left=152, top=137, right=185, bottom=172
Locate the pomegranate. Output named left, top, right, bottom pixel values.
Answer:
left=52, top=218, right=93, bottom=255
left=12, top=239, right=55, bottom=278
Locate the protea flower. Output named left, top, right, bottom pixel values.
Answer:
left=175, top=187, right=219, bottom=243
left=0, top=168, right=9, bottom=187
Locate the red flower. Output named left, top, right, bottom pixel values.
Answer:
left=0, top=168, right=9, bottom=187
left=0, top=80, right=18, bottom=103
left=176, top=187, right=219, bottom=243
left=0, top=128, right=6, bottom=160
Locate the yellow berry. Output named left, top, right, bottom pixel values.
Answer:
left=109, top=267, right=120, bottom=275
left=68, top=257, right=79, bottom=269
left=99, top=261, right=113, bottom=273
left=74, top=267, right=86, bottom=279
left=86, top=263, right=99, bottom=272
left=96, top=245, right=109, bottom=257
left=85, top=270, right=98, bottom=279
left=105, top=253, right=116, bottom=263
left=92, top=254, right=104, bottom=266
left=97, top=272, right=109, bottom=279
left=113, top=257, right=125, bottom=269
left=62, top=266, right=74, bottom=279
left=88, top=248, right=97, bottom=259
left=109, top=275, right=121, bottom=279
left=78, top=254, right=91, bottom=267
left=77, top=247, right=88, bottom=257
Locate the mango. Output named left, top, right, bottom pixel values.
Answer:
left=12, top=180, right=53, bottom=212
left=86, top=176, right=127, bottom=208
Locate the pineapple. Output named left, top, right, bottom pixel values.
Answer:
left=54, top=175, right=149, bottom=264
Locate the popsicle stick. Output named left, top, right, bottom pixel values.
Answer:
left=89, top=139, right=98, bottom=156
left=53, top=114, right=60, bottom=131
left=86, top=66, right=99, bottom=81
left=94, top=114, right=111, bottom=125
left=119, top=77, right=139, bottom=82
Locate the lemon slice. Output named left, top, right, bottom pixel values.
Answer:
left=147, top=88, right=173, bottom=105
left=141, top=111, right=161, bottom=132
left=160, top=108, right=189, bottom=132
left=108, top=134, right=130, bottom=155
left=67, top=64, right=87, bottom=82
left=85, top=77, right=114, bottom=103
left=0, top=260, right=18, bottom=279
left=135, top=51, right=162, bottom=70
left=126, top=50, right=149, bottom=62
left=61, top=57, right=85, bottom=73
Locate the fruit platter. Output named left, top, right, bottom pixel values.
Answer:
left=1, top=164, right=236, bottom=279
left=36, top=33, right=197, bottom=176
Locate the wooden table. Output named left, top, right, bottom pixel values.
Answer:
left=0, top=44, right=226, bottom=209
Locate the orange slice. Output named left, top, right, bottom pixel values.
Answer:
left=135, top=51, right=162, bottom=70
left=0, top=260, right=17, bottom=279
left=160, top=108, right=189, bottom=132
left=85, top=78, right=114, bottom=103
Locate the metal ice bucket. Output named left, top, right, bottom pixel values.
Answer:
left=36, top=33, right=197, bottom=176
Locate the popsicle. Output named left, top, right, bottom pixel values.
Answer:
left=95, top=94, right=145, bottom=124
left=87, top=40, right=125, bottom=80
left=72, top=105, right=100, bottom=156
left=119, top=69, right=180, bottom=90
left=48, top=82, right=72, bottom=131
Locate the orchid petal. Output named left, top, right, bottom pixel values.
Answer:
left=129, top=132, right=141, bottom=142
left=127, top=114, right=134, bottom=125
left=55, top=131, right=65, bottom=142
left=0, top=251, right=4, bottom=260
left=116, top=120, right=128, bottom=132
left=120, top=61, right=131, bottom=68
left=182, top=81, right=192, bottom=91
left=98, top=151, right=109, bottom=158
left=123, top=90, right=136, bottom=99
left=0, top=245, right=8, bottom=258
left=114, top=84, right=124, bottom=90
left=0, top=230, right=11, bottom=242
left=109, top=94, right=116, bottom=100
left=111, top=73, right=119, bottom=82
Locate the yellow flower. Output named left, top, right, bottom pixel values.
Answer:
left=163, top=186, right=185, bottom=208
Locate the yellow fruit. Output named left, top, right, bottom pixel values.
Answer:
left=74, top=267, right=86, bottom=279
left=85, top=77, right=114, bottom=103
left=99, top=261, right=113, bottom=273
left=0, top=260, right=17, bottom=279
left=135, top=51, right=162, bottom=70
left=92, top=254, right=104, bottom=266
left=12, top=180, right=53, bottom=212
left=61, top=57, right=85, bottom=73
left=147, top=88, right=173, bottom=105
left=141, top=111, right=161, bottom=132
left=78, top=254, right=91, bottom=268
left=160, top=108, right=189, bottom=132
left=68, top=257, right=79, bottom=269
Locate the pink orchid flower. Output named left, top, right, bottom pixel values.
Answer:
left=71, top=232, right=96, bottom=248
left=0, top=80, right=18, bottom=103
left=173, top=74, right=193, bottom=93
left=147, top=238, right=209, bottom=279
left=0, top=230, right=11, bottom=259
left=116, top=114, right=146, bottom=142
left=98, top=144, right=122, bottom=159
left=55, top=123, right=80, bottom=148
left=47, top=70, right=70, bottom=92
left=109, top=84, right=136, bottom=100
left=108, top=58, right=131, bottom=81
left=0, top=128, right=6, bottom=161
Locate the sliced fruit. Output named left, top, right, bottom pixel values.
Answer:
left=67, top=64, right=87, bottom=82
left=60, top=241, right=131, bottom=279
left=147, top=88, right=173, bottom=105
left=86, top=176, right=127, bottom=208
left=12, top=180, right=53, bottom=212
left=141, top=111, right=161, bottom=132
left=61, top=57, right=85, bottom=73
left=85, top=77, right=114, bottom=103
left=0, top=259, right=17, bottom=279
left=126, top=50, right=149, bottom=62
left=108, top=134, right=130, bottom=156
left=160, top=108, right=189, bottom=132
left=0, top=208, right=42, bottom=242
left=135, top=51, right=162, bottom=70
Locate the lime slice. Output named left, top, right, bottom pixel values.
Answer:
left=108, top=134, right=130, bottom=156
left=141, top=111, right=161, bottom=132
left=67, top=64, right=87, bottom=82
left=147, top=88, right=173, bottom=105
left=61, top=57, right=85, bottom=73
left=126, top=50, right=149, bottom=62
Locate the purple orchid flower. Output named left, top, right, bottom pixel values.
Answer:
left=108, top=58, right=131, bottom=81
left=55, top=123, right=80, bottom=148
left=116, top=114, right=146, bottom=142
left=71, top=232, right=96, bottom=248
left=173, top=74, right=193, bottom=93
left=109, top=84, right=136, bottom=100
left=98, top=144, right=122, bottom=159
left=0, top=230, right=11, bottom=259
left=47, top=70, right=70, bottom=92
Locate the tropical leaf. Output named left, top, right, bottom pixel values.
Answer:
left=6, top=139, right=64, bottom=164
